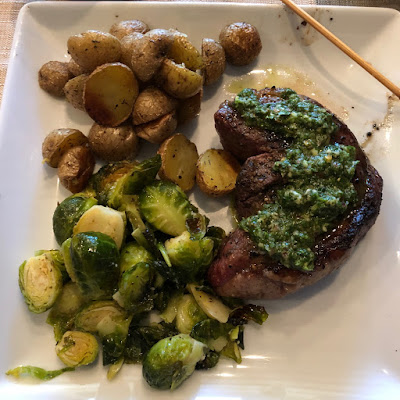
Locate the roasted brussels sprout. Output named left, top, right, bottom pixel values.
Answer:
left=6, top=366, right=74, bottom=381
left=73, top=205, right=126, bottom=249
left=18, top=253, right=63, bottom=313
left=139, top=180, right=193, bottom=236
left=119, top=242, right=154, bottom=275
left=142, top=334, right=206, bottom=390
left=55, top=331, right=99, bottom=367
left=175, top=294, right=207, bottom=334
left=165, top=231, right=214, bottom=283
left=34, top=249, right=69, bottom=283
left=75, top=300, right=132, bottom=365
left=118, top=262, right=156, bottom=312
left=63, top=232, right=119, bottom=300
left=46, top=282, right=86, bottom=341
left=53, top=193, right=98, bottom=246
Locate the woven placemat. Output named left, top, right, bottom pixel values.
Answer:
left=0, top=0, right=399, bottom=103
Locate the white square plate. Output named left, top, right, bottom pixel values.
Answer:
left=1, top=2, right=400, bottom=399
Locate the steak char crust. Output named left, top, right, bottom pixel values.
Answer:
left=208, top=88, right=383, bottom=299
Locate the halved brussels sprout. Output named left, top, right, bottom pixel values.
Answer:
left=63, top=232, right=119, bottom=300
left=175, top=294, right=207, bottom=334
left=119, top=242, right=154, bottom=275
left=47, top=282, right=86, bottom=341
left=53, top=193, right=97, bottom=245
left=73, top=205, right=126, bottom=249
left=139, top=180, right=193, bottom=236
left=55, top=330, right=99, bottom=367
left=18, top=253, right=63, bottom=313
left=75, top=300, right=132, bottom=365
left=142, top=333, right=206, bottom=390
left=35, top=249, right=69, bottom=282
left=165, top=231, right=214, bottom=283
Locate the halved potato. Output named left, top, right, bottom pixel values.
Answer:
left=132, top=87, right=177, bottom=125
left=67, top=30, right=121, bottom=73
left=84, top=62, right=139, bottom=127
left=159, top=59, right=203, bottom=99
left=177, top=89, right=202, bottom=125
left=42, top=128, right=89, bottom=168
left=168, top=32, right=203, bottom=71
left=202, top=38, right=226, bottom=85
left=158, top=134, right=199, bottom=192
left=196, top=149, right=241, bottom=197
left=64, top=74, right=89, bottom=111
left=136, top=111, right=177, bottom=144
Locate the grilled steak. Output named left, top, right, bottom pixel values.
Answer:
left=208, top=88, right=383, bottom=299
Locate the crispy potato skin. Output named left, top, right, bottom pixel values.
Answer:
left=219, top=22, right=262, bottom=66
left=158, top=133, right=199, bottom=191
left=120, top=32, right=144, bottom=70
left=132, top=86, right=177, bottom=125
left=177, top=90, right=202, bottom=125
left=196, top=149, right=241, bottom=197
left=84, top=62, right=139, bottom=127
left=58, top=145, right=95, bottom=193
left=88, top=123, right=139, bottom=161
left=109, top=20, right=149, bottom=40
left=67, top=30, right=122, bottom=73
left=38, top=61, right=72, bottom=97
left=68, top=58, right=85, bottom=77
left=64, top=74, right=89, bottom=111
left=202, top=39, right=226, bottom=85
left=136, top=111, right=177, bottom=144
left=42, top=128, right=89, bottom=168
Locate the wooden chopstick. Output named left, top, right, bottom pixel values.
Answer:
left=280, top=0, right=400, bottom=98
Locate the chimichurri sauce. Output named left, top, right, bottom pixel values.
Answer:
left=236, top=89, right=358, bottom=272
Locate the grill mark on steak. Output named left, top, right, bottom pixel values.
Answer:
left=208, top=87, right=383, bottom=299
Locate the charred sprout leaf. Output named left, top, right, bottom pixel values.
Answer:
left=52, top=194, right=97, bottom=245
left=74, top=300, right=132, bottom=366
left=176, top=294, right=207, bottom=334
left=165, top=232, right=214, bottom=284
left=185, top=213, right=209, bottom=240
left=191, top=319, right=234, bottom=345
left=123, top=155, right=161, bottom=194
left=142, top=334, right=207, bottom=390
left=119, top=242, right=154, bottom=275
left=6, top=366, right=74, bottom=381
left=205, top=226, right=227, bottom=256
left=46, top=282, right=86, bottom=341
left=90, top=160, right=138, bottom=208
left=195, top=350, right=220, bottom=370
left=228, top=304, right=269, bottom=326
left=56, top=331, right=99, bottom=367
left=107, top=357, right=124, bottom=380
left=118, top=262, right=156, bottom=312
left=151, top=260, right=182, bottom=288
left=139, top=180, right=193, bottom=236
left=18, top=254, right=63, bottom=314
left=220, top=341, right=242, bottom=364
left=64, top=232, right=120, bottom=300
left=125, top=322, right=178, bottom=364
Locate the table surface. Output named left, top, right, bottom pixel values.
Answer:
left=0, top=0, right=399, bottom=105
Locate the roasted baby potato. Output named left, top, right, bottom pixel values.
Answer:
left=38, top=61, right=72, bottom=97
left=219, top=22, right=262, bottom=66
left=64, top=74, right=89, bottom=111
left=120, top=32, right=144, bottom=70
left=88, top=122, right=139, bottom=161
left=130, top=29, right=174, bottom=82
left=196, top=149, right=241, bottom=197
left=67, top=30, right=122, bottom=73
left=58, top=145, right=95, bottom=193
left=132, top=86, right=177, bottom=125
left=68, top=58, right=85, bottom=77
left=109, top=19, right=149, bottom=40
left=202, top=39, right=226, bottom=85
left=177, top=90, right=202, bottom=125
left=168, top=31, right=203, bottom=71
left=159, top=59, right=203, bottom=99
left=84, top=62, right=139, bottom=127
left=42, top=128, right=89, bottom=168
left=136, top=111, right=177, bottom=144
left=158, top=134, right=199, bottom=192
